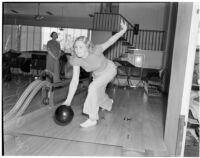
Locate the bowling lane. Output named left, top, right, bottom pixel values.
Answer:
left=3, top=75, right=33, bottom=116
left=6, top=86, right=128, bottom=148
left=4, top=83, right=168, bottom=156
left=4, top=133, right=123, bottom=156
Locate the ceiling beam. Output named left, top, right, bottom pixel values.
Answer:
left=3, top=14, right=93, bottom=29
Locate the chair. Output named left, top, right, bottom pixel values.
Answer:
left=31, top=54, right=46, bottom=77
left=113, top=53, right=145, bottom=88
left=113, top=54, right=134, bottom=87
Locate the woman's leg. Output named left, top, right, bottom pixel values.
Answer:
left=81, top=61, right=116, bottom=127
left=97, top=85, right=113, bottom=111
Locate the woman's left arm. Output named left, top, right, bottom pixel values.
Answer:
left=100, top=19, right=128, bottom=51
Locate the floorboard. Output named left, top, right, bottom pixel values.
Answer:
left=12, top=90, right=128, bottom=147
left=3, top=81, right=169, bottom=156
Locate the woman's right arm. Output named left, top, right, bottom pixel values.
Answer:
left=64, top=65, right=80, bottom=106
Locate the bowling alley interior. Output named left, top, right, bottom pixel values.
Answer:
left=2, top=2, right=200, bottom=157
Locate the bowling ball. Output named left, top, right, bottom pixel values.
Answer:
left=54, top=105, right=74, bottom=126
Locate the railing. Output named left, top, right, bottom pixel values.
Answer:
left=126, top=29, right=165, bottom=51
left=93, top=12, right=133, bottom=32
left=104, top=39, right=127, bottom=60
left=93, top=12, right=166, bottom=60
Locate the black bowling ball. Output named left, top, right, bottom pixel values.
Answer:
left=54, top=105, right=74, bottom=126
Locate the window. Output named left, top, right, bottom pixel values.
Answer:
left=41, top=27, right=90, bottom=52
left=3, top=25, right=19, bottom=52
left=3, top=25, right=90, bottom=52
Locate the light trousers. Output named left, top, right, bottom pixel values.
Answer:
left=83, top=60, right=117, bottom=120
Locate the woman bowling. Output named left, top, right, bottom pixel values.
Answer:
left=63, top=19, right=128, bottom=128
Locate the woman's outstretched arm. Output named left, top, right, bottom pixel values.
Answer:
left=64, top=65, right=80, bottom=106
left=100, top=19, right=128, bottom=51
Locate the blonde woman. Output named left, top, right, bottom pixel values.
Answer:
left=63, top=20, right=128, bottom=128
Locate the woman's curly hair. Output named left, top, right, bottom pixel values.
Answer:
left=73, top=36, right=95, bottom=54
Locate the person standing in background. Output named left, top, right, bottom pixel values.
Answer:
left=46, top=32, right=61, bottom=82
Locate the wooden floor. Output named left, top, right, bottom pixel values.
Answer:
left=3, top=76, right=170, bottom=156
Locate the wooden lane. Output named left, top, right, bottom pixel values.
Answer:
left=3, top=79, right=83, bottom=133
left=122, top=88, right=145, bottom=152
left=143, top=96, right=167, bottom=151
left=122, top=88, right=167, bottom=152
left=4, top=85, right=168, bottom=156
left=4, top=133, right=168, bottom=156
left=12, top=87, right=129, bottom=147
left=4, top=134, right=123, bottom=156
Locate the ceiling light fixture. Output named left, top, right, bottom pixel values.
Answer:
left=34, top=3, right=44, bottom=21
left=46, top=11, right=53, bottom=15
left=89, top=14, right=94, bottom=17
left=10, top=9, right=19, bottom=14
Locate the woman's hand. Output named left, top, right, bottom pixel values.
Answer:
left=65, top=101, right=71, bottom=106
left=63, top=99, right=71, bottom=106
left=120, top=19, right=128, bottom=32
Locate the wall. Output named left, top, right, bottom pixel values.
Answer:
left=164, top=3, right=199, bottom=156
left=128, top=49, right=166, bottom=69
left=4, top=3, right=170, bottom=31
left=163, top=3, right=178, bottom=93
left=179, top=4, right=199, bottom=156
left=119, top=3, right=170, bottom=30
left=91, top=30, right=112, bottom=45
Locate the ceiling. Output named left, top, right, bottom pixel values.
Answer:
left=3, top=2, right=101, bottom=18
